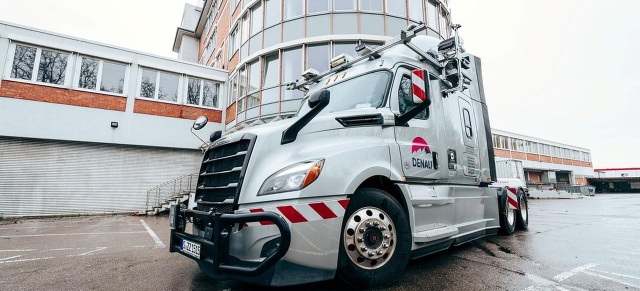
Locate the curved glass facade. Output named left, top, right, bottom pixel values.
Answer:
left=200, top=0, right=452, bottom=128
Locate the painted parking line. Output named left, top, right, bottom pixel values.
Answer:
left=140, top=219, right=165, bottom=248
left=0, top=249, right=36, bottom=253
left=553, top=263, right=598, bottom=282
left=67, top=247, right=108, bottom=257
left=590, top=269, right=640, bottom=281
left=0, top=257, right=54, bottom=264
left=0, top=255, right=22, bottom=261
left=0, top=231, right=147, bottom=238
left=583, top=271, right=640, bottom=289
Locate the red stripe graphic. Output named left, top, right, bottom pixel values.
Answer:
left=309, top=202, right=338, bottom=219
left=507, top=197, right=518, bottom=209
left=508, top=188, right=517, bottom=194
left=249, top=208, right=275, bottom=225
left=338, top=199, right=350, bottom=209
left=412, top=83, right=426, bottom=102
left=276, top=206, right=308, bottom=223
left=506, top=188, right=519, bottom=209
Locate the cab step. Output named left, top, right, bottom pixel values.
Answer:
left=413, top=225, right=458, bottom=243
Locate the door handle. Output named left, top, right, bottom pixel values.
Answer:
left=433, top=152, right=438, bottom=170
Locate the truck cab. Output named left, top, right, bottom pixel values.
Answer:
left=169, top=24, right=529, bottom=288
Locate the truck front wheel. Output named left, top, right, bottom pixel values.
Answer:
left=337, top=188, right=411, bottom=289
left=516, top=188, right=529, bottom=230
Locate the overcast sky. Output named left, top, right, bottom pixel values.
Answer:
left=0, top=0, right=638, bottom=168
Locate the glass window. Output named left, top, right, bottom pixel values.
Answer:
left=386, top=0, right=406, bottom=17
left=409, top=0, right=424, bottom=22
left=360, top=0, right=383, bottom=12
left=228, top=74, right=238, bottom=106
left=333, top=0, right=355, bottom=11
left=427, top=0, right=438, bottom=31
left=298, top=71, right=390, bottom=116
left=203, top=80, right=219, bottom=108
left=140, top=69, right=157, bottom=98
left=307, top=0, right=329, bottom=14
left=251, top=4, right=263, bottom=35
left=463, top=109, right=472, bottom=138
left=284, top=0, right=304, bottom=20
left=158, top=72, right=179, bottom=102
left=399, top=75, right=428, bottom=119
left=10, top=45, right=37, bottom=80
left=247, top=60, right=261, bottom=109
left=79, top=58, right=99, bottom=90
left=241, top=15, right=250, bottom=44
left=187, top=77, right=219, bottom=108
left=37, top=49, right=68, bottom=85
left=187, top=78, right=201, bottom=105
left=306, top=43, right=329, bottom=73
left=238, top=67, right=247, bottom=112
left=281, top=47, right=303, bottom=100
left=440, top=10, right=449, bottom=38
left=333, top=42, right=357, bottom=58
left=263, top=53, right=279, bottom=88
left=100, top=62, right=126, bottom=94
left=265, top=0, right=281, bottom=27
left=230, top=27, right=239, bottom=54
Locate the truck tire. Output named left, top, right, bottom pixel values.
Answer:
left=499, top=188, right=516, bottom=235
left=516, top=188, right=529, bottom=230
left=337, top=188, right=411, bottom=289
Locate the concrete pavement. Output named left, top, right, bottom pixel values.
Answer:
left=1, top=194, right=639, bottom=290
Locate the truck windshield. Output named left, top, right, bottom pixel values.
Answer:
left=297, top=71, right=391, bottom=116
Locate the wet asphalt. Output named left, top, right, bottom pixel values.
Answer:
left=1, top=194, right=639, bottom=291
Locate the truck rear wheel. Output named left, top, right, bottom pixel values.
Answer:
left=499, top=188, right=516, bottom=235
left=337, top=188, right=410, bottom=289
left=516, top=188, right=529, bottom=230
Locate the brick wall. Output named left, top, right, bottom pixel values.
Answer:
left=134, top=99, right=222, bottom=122
left=226, top=102, right=237, bottom=124
left=552, top=157, right=563, bottom=164
left=511, top=151, right=526, bottom=160
left=575, top=177, right=587, bottom=185
left=495, top=148, right=510, bottom=158
left=540, top=155, right=552, bottom=163
left=526, top=154, right=540, bottom=162
left=0, top=80, right=126, bottom=111
left=529, top=172, right=542, bottom=183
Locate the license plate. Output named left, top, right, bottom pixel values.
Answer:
left=181, top=239, right=201, bottom=259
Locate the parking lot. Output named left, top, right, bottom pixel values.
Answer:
left=1, top=194, right=639, bottom=291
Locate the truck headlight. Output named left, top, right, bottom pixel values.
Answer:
left=258, top=160, right=324, bottom=195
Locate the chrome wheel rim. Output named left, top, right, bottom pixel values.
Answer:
left=507, top=207, right=516, bottom=226
left=343, top=207, right=396, bottom=270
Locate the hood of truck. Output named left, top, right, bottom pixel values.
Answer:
left=217, top=107, right=392, bottom=205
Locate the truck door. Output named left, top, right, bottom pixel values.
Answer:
left=456, top=96, right=480, bottom=180
left=392, top=67, right=441, bottom=181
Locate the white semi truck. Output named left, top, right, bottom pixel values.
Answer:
left=169, top=23, right=529, bottom=288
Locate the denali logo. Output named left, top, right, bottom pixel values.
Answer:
left=412, top=158, right=433, bottom=169
left=411, top=137, right=431, bottom=154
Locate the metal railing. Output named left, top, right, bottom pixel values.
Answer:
left=146, top=174, right=198, bottom=211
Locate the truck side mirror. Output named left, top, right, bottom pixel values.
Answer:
left=192, top=116, right=208, bottom=130
left=411, top=69, right=431, bottom=106
left=396, top=69, right=431, bottom=125
left=282, top=90, right=330, bottom=144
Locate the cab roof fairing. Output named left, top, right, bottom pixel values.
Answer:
left=304, top=35, right=445, bottom=95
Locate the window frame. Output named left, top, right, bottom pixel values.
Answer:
left=284, top=0, right=305, bottom=20
left=462, top=108, right=472, bottom=138
left=360, top=0, right=383, bottom=13
left=4, top=42, right=73, bottom=89
left=72, top=55, right=129, bottom=97
left=307, top=0, right=331, bottom=15
left=385, top=0, right=407, bottom=17
left=398, top=73, right=429, bottom=120
left=184, top=76, right=222, bottom=109
left=136, top=67, right=183, bottom=104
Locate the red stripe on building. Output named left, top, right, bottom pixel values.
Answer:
left=249, top=208, right=274, bottom=225
left=309, top=202, right=338, bottom=219
left=276, top=206, right=308, bottom=223
left=338, top=199, right=350, bottom=209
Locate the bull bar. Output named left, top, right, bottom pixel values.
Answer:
left=169, top=205, right=291, bottom=276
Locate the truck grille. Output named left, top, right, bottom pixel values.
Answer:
left=195, top=135, right=255, bottom=209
